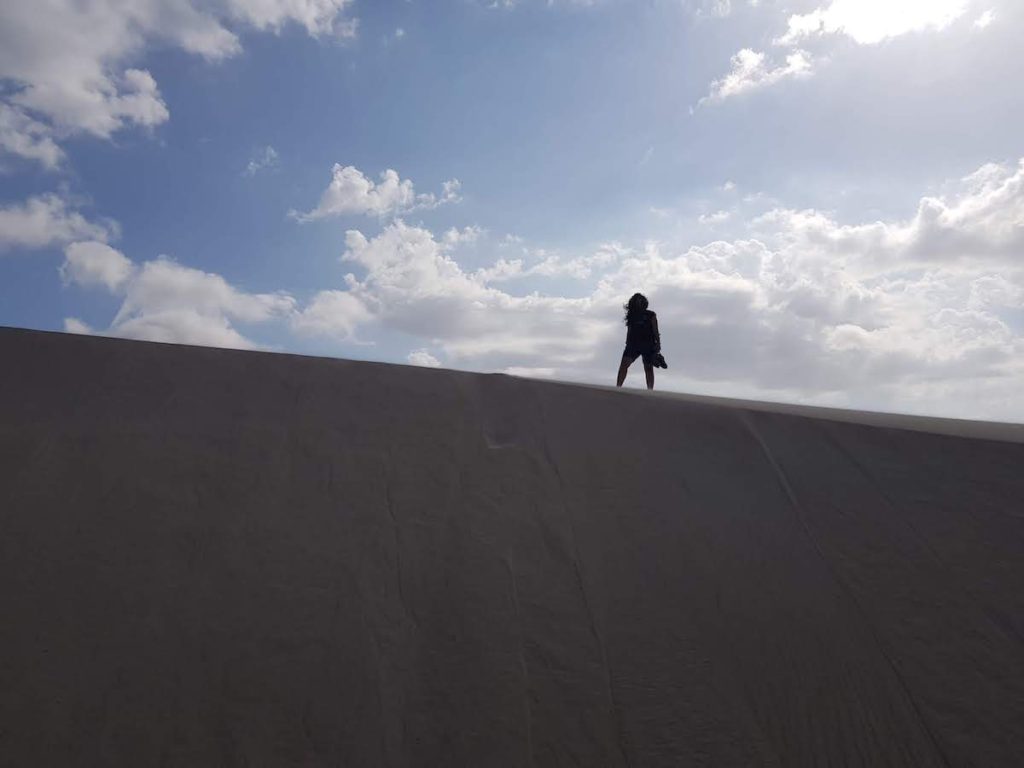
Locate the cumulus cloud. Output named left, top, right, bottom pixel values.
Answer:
left=0, top=0, right=356, bottom=166
left=504, top=366, right=557, bottom=378
left=61, top=244, right=296, bottom=349
left=407, top=349, right=441, bottom=367
left=291, top=219, right=608, bottom=366
left=699, top=210, right=732, bottom=225
left=291, top=165, right=462, bottom=221
left=974, top=9, right=996, bottom=29
left=0, top=195, right=115, bottom=251
left=59, top=241, right=134, bottom=291
left=776, top=0, right=969, bottom=46
left=227, top=0, right=357, bottom=37
left=471, top=242, right=628, bottom=284
left=702, top=0, right=975, bottom=104
left=757, top=159, right=1024, bottom=268
left=0, top=104, right=64, bottom=169
left=701, top=48, right=812, bottom=103
left=288, top=158, right=1024, bottom=419
left=291, top=289, right=372, bottom=339
left=63, top=317, right=94, bottom=334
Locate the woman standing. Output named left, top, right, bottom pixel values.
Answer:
left=616, top=293, right=662, bottom=390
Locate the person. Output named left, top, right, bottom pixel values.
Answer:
left=616, top=293, right=661, bottom=390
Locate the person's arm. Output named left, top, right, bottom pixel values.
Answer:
left=651, top=312, right=661, bottom=352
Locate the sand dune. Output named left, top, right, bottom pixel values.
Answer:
left=1, top=326, right=1022, bottom=766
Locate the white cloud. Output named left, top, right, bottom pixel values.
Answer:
left=0, top=194, right=114, bottom=251
left=974, top=9, right=996, bottom=29
left=701, top=48, right=813, bottom=103
left=407, top=349, right=441, bottom=367
left=699, top=210, right=732, bottom=225
left=470, top=242, right=627, bottom=284
left=703, top=0, right=976, bottom=104
left=63, top=317, right=94, bottom=334
left=291, top=289, right=372, bottom=339
left=443, top=225, right=483, bottom=247
left=60, top=241, right=134, bottom=291
left=523, top=243, right=628, bottom=280
left=287, top=158, right=1024, bottom=420
left=291, top=165, right=462, bottom=221
left=115, top=257, right=294, bottom=325
left=227, top=0, right=357, bottom=37
left=243, top=145, right=279, bottom=177
left=62, top=246, right=296, bottom=349
left=0, top=0, right=356, bottom=166
left=776, top=0, right=969, bottom=45
left=757, top=159, right=1024, bottom=268
left=0, top=104, right=64, bottom=169
left=472, top=258, right=526, bottom=283
left=292, top=219, right=608, bottom=366
left=504, top=366, right=557, bottom=378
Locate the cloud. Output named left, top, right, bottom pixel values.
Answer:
left=974, top=9, right=996, bottom=29
left=504, top=366, right=556, bottom=377
left=0, top=0, right=356, bottom=166
left=288, top=158, right=1024, bottom=419
left=443, top=225, right=483, bottom=247
left=0, top=104, right=64, bottom=169
left=702, top=0, right=975, bottom=104
left=61, top=244, right=296, bottom=349
left=776, top=0, right=969, bottom=46
left=63, top=317, right=94, bottom=334
left=292, top=219, right=607, bottom=366
left=290, top=289, right=372, bottom=339
left=756, top=159, right=1024, bottom=268
left=699, top=210, right=732, bottom=225
left=59, top=241, right=134, bottom=291
left=701, top=48, right=812, bottom=103
left=0, top=195, right=115, bottom=251
left=291, top=165, right=462, bottom=222
left=243, top=145, right=279, bottom=177
left=227, top=0, right=358, bottom=37
left=407, top=349, right=441, bottom=367
left=472, top=242, right=628, bottom=284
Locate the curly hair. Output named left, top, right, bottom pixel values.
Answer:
left=623, top=293, right=649, bottom=326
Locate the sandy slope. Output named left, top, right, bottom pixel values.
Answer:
left=1, top=326, right=1022, bottom=767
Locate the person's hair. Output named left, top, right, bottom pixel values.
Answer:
left=623, top=293, right=649, bottom=326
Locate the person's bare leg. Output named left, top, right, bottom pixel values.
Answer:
left=644, top=362, right=654, bottom=390
left=616, top=357, right=631, bottom=387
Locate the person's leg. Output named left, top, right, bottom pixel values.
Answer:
left=616, top=355, right=631, bottom=387
left=644, top=361, right=655, bottom=390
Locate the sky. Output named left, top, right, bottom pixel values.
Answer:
left=1, top=0, right=1022, bottom=422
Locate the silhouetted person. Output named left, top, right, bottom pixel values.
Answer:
left=617, top=293, right=662, bottom=390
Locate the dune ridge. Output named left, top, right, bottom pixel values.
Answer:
left=1, top=326, right=1022, bottom=767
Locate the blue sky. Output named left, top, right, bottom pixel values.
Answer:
left=2, top=0, right=1022, bottom=420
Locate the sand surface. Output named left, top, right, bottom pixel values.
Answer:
left=2, top=326, right=1023, bottom=767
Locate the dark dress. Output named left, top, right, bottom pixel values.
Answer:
left=623, top=309, right=660, bottom=365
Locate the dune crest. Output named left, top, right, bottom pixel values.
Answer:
left=1, top=327, right=1022, bottom=766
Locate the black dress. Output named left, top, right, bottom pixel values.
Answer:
left=623, top=310, right=659, bottom=364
